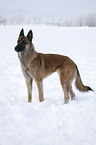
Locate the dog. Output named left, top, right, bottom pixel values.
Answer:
left=14, top=29, right=93, bottom=104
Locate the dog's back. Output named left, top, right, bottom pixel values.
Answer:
left=39, top=53, right=68, bottom=77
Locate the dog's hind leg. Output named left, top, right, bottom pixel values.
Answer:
left=58, top=64, right=75, bottom=104
left=69, top=85, right=75, bottom=101
left=60, top=76, right=70, bottom=104
left=63, top=85, right=70, bottom=104
left=26, top=77, right=33, bottom=102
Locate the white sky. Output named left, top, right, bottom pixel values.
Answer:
left=0, top=0, right=96, bottom=16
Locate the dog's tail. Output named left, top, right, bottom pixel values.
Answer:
left=75, top=65, right=94, bottom=92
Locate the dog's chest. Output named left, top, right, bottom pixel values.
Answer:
left=18, top=52, right=29, bottom=68
left=18, top=52, right=22, bottom=59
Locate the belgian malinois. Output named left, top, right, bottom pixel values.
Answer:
left=15, top=29, right=93, bottom=104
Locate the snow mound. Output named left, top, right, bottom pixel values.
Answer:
left=0, top=25, right=96, bottom=145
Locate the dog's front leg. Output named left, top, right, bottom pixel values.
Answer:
left=26, top=77, right=33, bottom=102
left=36, top=80, right=44, bottom=102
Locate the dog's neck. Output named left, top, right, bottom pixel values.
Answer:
left=18, top=43, right=38, bottom=69
left=29, top=44, right=38, bottom=62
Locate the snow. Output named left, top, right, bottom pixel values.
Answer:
left=0, top=25, right=96, bottom=145
left=0, top=9, right=96, bottom=26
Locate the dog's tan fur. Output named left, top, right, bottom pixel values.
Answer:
left=15, top=29, right=93, bottom=104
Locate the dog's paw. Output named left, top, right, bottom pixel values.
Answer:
left=39, top=97, right=44, bottom=102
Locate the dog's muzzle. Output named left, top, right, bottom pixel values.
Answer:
left=15, top=44, right=25, bottom=52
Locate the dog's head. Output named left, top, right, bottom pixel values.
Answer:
left=15, top=29, right=33, bottom=52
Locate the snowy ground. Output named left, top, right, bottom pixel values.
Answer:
left=0, top=25, right=96, bottom=145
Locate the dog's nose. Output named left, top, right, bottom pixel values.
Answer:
left=14, top=44, right=25, bottom=52
left=15, top=46, right=17, bottom=52
left=14, top=46, right=19, bottom=52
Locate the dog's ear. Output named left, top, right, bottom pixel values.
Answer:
left=27, top=30, right=33, bottom=43
left=19, top=28, right=24, bottom=38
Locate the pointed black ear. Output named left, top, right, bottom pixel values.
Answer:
left=27, top=30, right=33, bottom=43
left=19, top=28, right=24, bottom=38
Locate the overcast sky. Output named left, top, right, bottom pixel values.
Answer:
left=0, top=0, right=96, bottom=16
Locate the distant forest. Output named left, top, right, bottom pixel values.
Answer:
left=0, top=13, right=96, bottom=26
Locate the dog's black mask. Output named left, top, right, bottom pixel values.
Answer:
left=15, top=43, right=25, bottom=52
left=15, top=29, right=33, bottom=53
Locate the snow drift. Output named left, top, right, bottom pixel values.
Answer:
left=0, top=25, right=96, bottom=145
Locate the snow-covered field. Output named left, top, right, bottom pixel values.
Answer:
left=0, top=25, right=96, bottom=145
